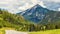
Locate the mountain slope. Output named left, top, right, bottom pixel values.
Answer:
left=17, top=4, right=60, bottom=23
left=40, top=11, right=60, bottom=24
left=17, top=4, right=50, bottom=23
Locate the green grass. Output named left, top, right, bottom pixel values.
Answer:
left=0, top=27, right=15, bottom=34
left=29, top=29, right=60, bottom=34
left=0, top=30, right=5, bottom=34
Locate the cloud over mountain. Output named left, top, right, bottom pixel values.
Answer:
left=0, top=0, right=60, bottom=13
left=41, top=0, right=60, bottom=2
left=0, top=0, right=46, bottom=13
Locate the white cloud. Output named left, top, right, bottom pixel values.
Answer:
left=0, top=0, right=48, bottom=13
left=18, top=3, right=34, bottom=10
left=31, top=0, right=38, bottom=4
left=18, top=0, right=46, bottom=11
left=30, top=0, right=46, bottom=8
left=41, top=0, right=60, bottom=2
left=38, top=1, right=46, bottom=8
left=0, top=0, right=18, bottom=13
left=58, top=8, right=60, bottom=11
left=0, top=0, right=60, bottom=14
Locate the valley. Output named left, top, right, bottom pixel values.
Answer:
left=0, top=4, right=60, bottom=34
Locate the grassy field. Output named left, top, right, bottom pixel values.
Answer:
left=0, top=27, right=15, bottom=34
left=29, top=29, right=60, bottom=34
left=0, top=28, right=60, bottom=34
left=0, top=30, right=5, bottom=34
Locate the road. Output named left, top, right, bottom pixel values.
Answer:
left=5, top=30, right=28, bottom=34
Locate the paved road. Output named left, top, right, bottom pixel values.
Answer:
left=5, top=30, right=28, bottom=34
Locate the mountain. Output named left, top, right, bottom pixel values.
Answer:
left=17, top=4, right=60, bottom=23
left=1, top=5, right=60, bottom=31
left=16, top=4, right=60, bottom=31
left=17, top=4, right=51, bottom=23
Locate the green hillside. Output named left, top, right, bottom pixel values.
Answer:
left=0, top=9, right=35, bottom=31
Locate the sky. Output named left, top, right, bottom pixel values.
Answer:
left=0, top=0, right=60, bottom=14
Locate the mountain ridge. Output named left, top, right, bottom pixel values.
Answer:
left=17, top=4, right=50, bottom=23
left=17, top=4, right=60, bottom=23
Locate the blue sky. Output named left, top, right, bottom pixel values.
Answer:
left=0, top=0, right=60, bottom=14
